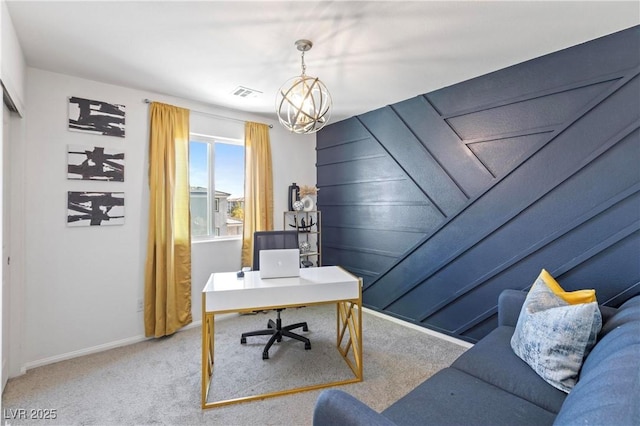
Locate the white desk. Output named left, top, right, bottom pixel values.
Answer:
left=201, top=266, right=363, bottom=409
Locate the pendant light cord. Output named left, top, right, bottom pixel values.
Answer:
left=301, top=51, right=307, bottom=76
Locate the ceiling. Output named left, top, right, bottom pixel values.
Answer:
left=6, top=1, right=639, bottom=122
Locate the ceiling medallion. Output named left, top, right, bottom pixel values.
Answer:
left=276, top=39, right=332, bottom=134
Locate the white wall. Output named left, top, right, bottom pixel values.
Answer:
left=16, top=67, right=316, bottom=371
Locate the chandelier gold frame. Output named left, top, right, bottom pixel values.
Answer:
left=276, top=39, right=332, bottom=134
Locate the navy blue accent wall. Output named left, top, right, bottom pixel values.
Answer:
left=316, top=26, right=640, bottom=342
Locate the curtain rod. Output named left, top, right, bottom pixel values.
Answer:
left=143, top=98, right=273, bottom=128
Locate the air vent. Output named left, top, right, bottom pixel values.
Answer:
left=231, top=86, right=263, bottom=98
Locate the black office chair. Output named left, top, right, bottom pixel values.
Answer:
left=240, top=230, right=311, bottom=359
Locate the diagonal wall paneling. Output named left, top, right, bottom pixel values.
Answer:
left=316, top=26, right=640, bottom=342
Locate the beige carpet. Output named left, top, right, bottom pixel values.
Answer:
left=2, top=305, right=468, bottom=425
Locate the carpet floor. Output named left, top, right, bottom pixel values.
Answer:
left=2, top=305, right=468, bottom=425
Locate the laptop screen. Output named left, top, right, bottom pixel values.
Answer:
left=259, top=249, right=301, bottom=279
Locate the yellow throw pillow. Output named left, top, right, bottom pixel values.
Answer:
left=539, top=269, right=596, bottom=304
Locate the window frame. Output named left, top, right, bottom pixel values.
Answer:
left=189, top=133, right=244, bottom=242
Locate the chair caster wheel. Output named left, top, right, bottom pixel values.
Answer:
left=262, top=352, right=269, bottom=360
left=241, top=337, right=246, bottom=344
left=305, top=343, right=311, bottom=350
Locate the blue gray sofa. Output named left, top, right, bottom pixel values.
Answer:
left=313, top=289, right=640, bottom=425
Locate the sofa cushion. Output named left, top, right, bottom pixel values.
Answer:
left=510, top=269, right=602, bottom=393
left=452, top=326, right=567, bottom=413
left=583, top=319, right=640, bottom=376
left=382, top=368, right=557, bottom=426
left=553, top=343, right=640, bottom=426
left=313, top=389, right=396, bottom=426
left=555, top=295, right=639, bottom=425
left=598, top=295, right=640, bottom=339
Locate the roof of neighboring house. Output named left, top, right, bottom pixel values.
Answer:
left=189, top=187, right=231, bottom=198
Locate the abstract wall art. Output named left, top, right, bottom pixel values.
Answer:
left=67, top=191, right=125, bottom=227
left=67, top=145, right=125, bottom=181
left=68, top=96, right=125, bottom=137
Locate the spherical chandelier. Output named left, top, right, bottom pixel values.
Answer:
left=276, top=39, right=332, bottom=134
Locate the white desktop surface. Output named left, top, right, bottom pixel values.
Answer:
left=203, top=266, right=360, bottom=313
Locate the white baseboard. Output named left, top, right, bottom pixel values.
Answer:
left=23, top=320, right=204, bottom=372
left=362, top=307, right=474, bottom=349
left=23, top=335, right=149, bottom=371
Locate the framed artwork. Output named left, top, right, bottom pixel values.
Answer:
left=67, top=145, right=125, bottom=181
left=68, top=96, right=125, bottom=137
left=67, top=191, right=125, bottom=227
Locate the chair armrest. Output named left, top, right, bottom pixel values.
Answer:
left=313, top=390, right=396, bottom=426
left=498, top=289, right=527, bottom=327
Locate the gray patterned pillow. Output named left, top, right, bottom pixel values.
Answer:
left=510, top=270, right=602, bottom=393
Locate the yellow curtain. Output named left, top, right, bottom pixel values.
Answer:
left=241, top=122, right=274, bottom=267
left=144, top=102, right=192, bottom=337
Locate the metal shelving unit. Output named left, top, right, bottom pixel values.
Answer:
left=284, top=210, right=321, bottom=267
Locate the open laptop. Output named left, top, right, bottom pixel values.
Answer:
left=259, top=249, right=301, bottom=279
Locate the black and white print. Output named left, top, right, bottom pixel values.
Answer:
left=67, top=145, right=125, bottom=181
left=68, top=96, right=126, bottom=137
left=67, top=191, right=125, bottom=227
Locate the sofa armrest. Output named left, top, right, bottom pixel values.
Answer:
left=313, top=389, right=396, bottom=426
left=498, top=289, right=527, bottom=327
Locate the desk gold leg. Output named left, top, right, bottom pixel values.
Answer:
left=336, top=297, right=363, bottom=380
left=202, top=292, right=216, bottom=408
left=201, top=303, right=207, bottom=408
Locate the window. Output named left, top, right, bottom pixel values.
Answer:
left=189, top=135, right=244, bottom=239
